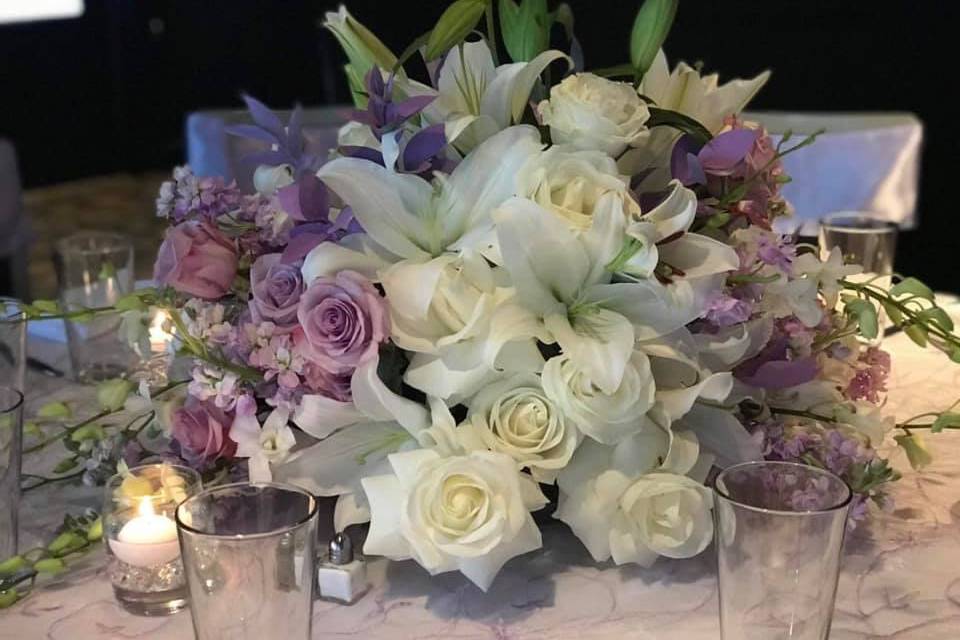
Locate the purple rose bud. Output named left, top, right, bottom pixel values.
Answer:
left=170, top=398, right=237, bottom=466
left=249, top=253, right=304, bottom=330
left=296, top=270, right=389, bottom=374
left=153, top=220, right=238, bottom=299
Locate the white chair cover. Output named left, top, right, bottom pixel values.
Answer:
left=744, top=112, right=923, bottom=234
left=0, top=138, right=30, bottom=298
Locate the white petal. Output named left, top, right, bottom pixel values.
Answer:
left=292, top=394, right=364, bottom=439
left=301, top=235, right=395, bottom=283
left=403, top=353, right=500, bottom=403
left=545, top=310, right=634, bottom=396
left=456, top=516, right=542, bottom=591
left=381, top=256, right=455, bottom=322
left=656, top=372, right=733, bottom=424
left=351, top=356, right=430, bottom=435
left=494, top=197, right=590, bottom=313
left=481, top=50, right=571, bottom=126
left=438, top=40, right=496, bottom=115
left=679, top=404, right=762, bottom=468
left=361, top=474, right=412, bottom=559
left=334, top=492, right=370, bottom=530
left=316, top=157, right=432, bottom=260
left=657, top=233, right=740, bottom=279
left=387, top=448, right=440, bottom=492
left=247, top=455, right=272, bottom=483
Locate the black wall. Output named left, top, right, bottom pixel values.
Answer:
left=1, top=1, right=956, bottom=289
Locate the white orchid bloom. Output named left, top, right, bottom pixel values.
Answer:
left=493, top=196, right=724, bottom=395
left=230, top=400, right=296, bottom=482
left=834, top=402, right=895, bottom=446
left=795, top=247, right=862, bottom=309
left=362, top=449, right=547, bottom=591
left=398, top=40, right=569, bottom=152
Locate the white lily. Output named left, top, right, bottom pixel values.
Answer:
left=398, top=40, right=569, bottom=152
left=492, top=196, right=724, bottom=395
left=230, top=400, right=296, bottom=482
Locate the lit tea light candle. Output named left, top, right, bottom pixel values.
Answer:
left=108, top=497, right=181, bottom=567
left=148, top=310, right=173, bottom=353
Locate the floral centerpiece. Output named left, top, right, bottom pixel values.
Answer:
left=15, top=0, right=960, bottom=594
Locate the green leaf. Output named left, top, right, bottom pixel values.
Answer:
left=23, top=421, right=41, bottom=439
left=31, top=299, right=60, bottom=314
left=96, top=378, right=134, bottom=412
left=47, top=532, right=85, bottom=555
left=114, top=293, right=148, bottom=313
left=0, top=556, right=25, bottom=575
left=86, top=517, right=103, bottom=542
left=950, top=345, right=960, bottom=364
left=37, top=401, right=71, bottom=420
left=424, top=0, right=488, bottom=61
left=647, top=107, right=713, bottom=144
left=629, top=0, right=678, bottom=76
left=70, top=424, right=105, bottom=443
left=499, top=0, right=550, bottom=62
left=881, top=300, right=904, bottom=325
left=845, top=299, right=878, bottom=340
left=0, top=588, right=18, bottom=608
left=894, top=433, right=932, bottom=470
left=33, top=558, right=66, bottom=574
left=53, top=458, right=79, bottom=474
left=931, top=412, right=960, bottom=433
left=904, top=323, right=928, bottom=348
left=890, top=276, right=934, bottom=301
left=591, top=63, right=635, bottom=78
left=705, top=212, right=731, bottom=228
left=917, top=307, right=954, bottom=332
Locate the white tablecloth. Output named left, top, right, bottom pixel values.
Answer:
left=1, top=332, right=958, bottom=639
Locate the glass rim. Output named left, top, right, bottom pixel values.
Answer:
left=0, top=386, right=24, bottom=414
left=0, top=297, right=25, bottom=324
left=105, top=461, right=203, bottom=489
left=54, top=231, right=133, bottom=256
left=819, top=212, right=898, bottom=234
left=175, top=481, right=319, bottom=540
left=713, top=460, right=852, bottom=516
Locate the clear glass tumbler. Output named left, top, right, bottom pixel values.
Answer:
left=819, top=212, right=898, bottom=343
left=53, top=231, right=137, bottom=382
left=103, top=463, right=202, bottom=616
left=714, top=461, right=852, bottom=640
left=0, top=299, right=25, bottom=391
left=176, top=482, right=319, bottom=640
left=0, top=386, right=23, bottom=558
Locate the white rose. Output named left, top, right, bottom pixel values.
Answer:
left=542, top=352, right=656, bottom=445
left=382, top=250, right=508, bottom=356
left=537, top=73, right=650, bottom=157
left=516, top=146, right=641, bottom=230
left=361, top=449, right=547, bottom=591
left=465, top=374, right=579, bottom=482
left=555, top=470, right=713, bottom=566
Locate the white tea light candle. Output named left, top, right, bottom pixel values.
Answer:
left=108, top=497, right=180, bottom=567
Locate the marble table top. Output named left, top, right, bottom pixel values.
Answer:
left=2, top=331, right=959, bottom=639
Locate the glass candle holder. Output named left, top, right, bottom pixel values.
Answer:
left=103, top=463, right=202, bottom=616
left=0, top=298, right=25, bottom=392
left=714, top=461, right=852, bottom=640
left=53, top=231, right=137, bottom=382
left=176, top=482, right=319, bottom=640
left=0, top=387, right=23, bottom=558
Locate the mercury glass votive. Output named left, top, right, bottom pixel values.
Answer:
left=103, top=463, right=202, bottom=616
left=176, top=482, right=319, bottom=640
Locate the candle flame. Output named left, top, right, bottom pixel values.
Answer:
left=137, top=496, right=157, bottom=518
left=149, top=310, right=173, bottom=344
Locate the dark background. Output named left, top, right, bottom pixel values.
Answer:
left=0, top=1, right=955, bottom=290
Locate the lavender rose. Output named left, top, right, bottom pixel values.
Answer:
left=250, top=253, right=304, bottom=330
left=296, top=270, right=389, bottom=374
left=153, top=220, right=238, bottom=299
left=170, top=398, right=237, bottom=466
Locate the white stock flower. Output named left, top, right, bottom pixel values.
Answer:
left=362, top=449, right=547, bottom=591
left=516, top=146, right=640, bottom=230
left=541, top=352, right=655, bottom=445
left=464, top=373, right=579, bottom=482
left=538, top=73, right=650, bottom=157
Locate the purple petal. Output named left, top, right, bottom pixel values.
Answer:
left=297, top=173, right=329, bottom=222
left=393, top=95, right=436, bottom=121
left=699, top=129, right=759, bottom=175
left=738, top=357, right=819, bottom=390
left=366, top=67, right=386, bottom=99
left=224, top=123, right=279, bottom=144
left=241, top=94, right=286, bottom=143
left=401, top=124, right=446, bottom=172
left=339, top=145, right=385, bottom=166
left=670, top=135, right=707, bottom=185
left=281, top=232, right=327, bottom=264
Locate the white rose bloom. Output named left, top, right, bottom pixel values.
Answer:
left=516, top=146, right=641, bottom=230
left=542, top=352, right=656, bottom=445
left=362, top=449, right=547, bottom=591
left=556, top=469, right=714, bottom=566
left=464, top=373, right=579, bottom=482
left=538, top=73, right=650, bottom=157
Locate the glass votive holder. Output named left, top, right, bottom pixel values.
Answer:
left=103, top=463, right=202, bottom=616
left=176, top=482, right=320, bottom=640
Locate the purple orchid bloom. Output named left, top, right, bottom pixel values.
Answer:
left=280, top=207, right=361, bottom=264
left=225, top=94, right=320, bottom=177
left=341, top=124, right=450, bottom=178
left=670, top=129, right=760, bottom=185
left=352, top=68, right=435, bottom=140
